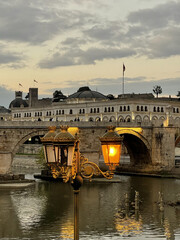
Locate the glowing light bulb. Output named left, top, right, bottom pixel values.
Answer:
left=109, top=146, right=116, bottom=156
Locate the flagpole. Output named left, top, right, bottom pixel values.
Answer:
left=122, top=63, right=125, bottom=97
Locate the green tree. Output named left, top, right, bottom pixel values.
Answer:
left=153, top=85, right=162, bottom=98
left=177, top=91, right=180, bottom=98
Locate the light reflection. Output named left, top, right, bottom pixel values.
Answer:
left=11, top=190, right=47, bottom=230
left=114, top=212, right=142, bottom=237
left=60, top=219, right=74, bottom=239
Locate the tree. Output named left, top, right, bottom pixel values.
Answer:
left=153, top=85, right=162, bottom=98
left=177, top=91, right=180, bottom=98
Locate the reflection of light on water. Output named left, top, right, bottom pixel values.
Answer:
left=164, top=218, right=173, bottom=240
left=60, top=219, right=73, bottom=239
left=114, top=212, right=142, bottom=237
left=11, top=192, right=47, bottom=230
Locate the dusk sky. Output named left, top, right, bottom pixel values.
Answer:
left=0, top=0, right=180, bottom=107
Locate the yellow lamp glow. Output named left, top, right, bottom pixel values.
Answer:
left=100, top=126, right=123, bottom=167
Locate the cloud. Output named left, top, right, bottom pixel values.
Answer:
left=0, top=0, right=91, bottom=44
left=0, top=86, right=15, bottom=108
left=0, top=45, right=25, bottom=68
left=128, top=1, right=180, bottom=28
left=39, top=47, right=136, bottom=68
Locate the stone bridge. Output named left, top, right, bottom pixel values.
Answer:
left=0, top=121, right=179, bottom=174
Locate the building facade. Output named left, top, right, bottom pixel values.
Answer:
left=1, top=86, right=180, bottom=125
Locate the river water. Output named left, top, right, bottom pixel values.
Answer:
left=1, top=172, right=180, bottom=240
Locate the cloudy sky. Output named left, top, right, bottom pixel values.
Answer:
left=0, top=0, right=180, bottom=107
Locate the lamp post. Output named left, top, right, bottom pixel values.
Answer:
left=41, top=125, right=123, bottom=240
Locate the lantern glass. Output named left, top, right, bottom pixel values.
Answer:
left=54, top=144, right=75, bottom=166
left=102, top=144, right=121, bottom=166
left=43, top=145, right=56, bottom=163
left=67, top=146, right=75, bottom=166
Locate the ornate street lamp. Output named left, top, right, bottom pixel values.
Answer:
left=41, top=125, right=123, bottom=240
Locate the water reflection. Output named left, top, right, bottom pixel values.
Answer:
left=1, top=175, right=180, bottom=239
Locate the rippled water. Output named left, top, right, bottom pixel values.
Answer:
left=1, top=174, right=180, bottom=239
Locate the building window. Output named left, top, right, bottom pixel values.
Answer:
left=127, top=106, right=130, bottom=111
left=79, top=109, right=81, bottom=114
left=112, top=107, right=114, bottom=112
left=161, top=107, right=164, bottom=113
left=141, top=106, right=143, bottom=111
left=153, top=107, right=156, bottom=112
left=83, top=109, right=85, bottom=114
left=157, top=107, right=160, bottom=112
left=137, top=106, right=140, bottom=111
left=119, top=106, right=122, bottom=112
left=124, top=106, right=126, bottom=111
left=62, top=110, right=64, bottom=114
left=90, top=108, right=93, bottom=113
left=145, top=106, right=148, bottom=112
left=177, top=108, right=179, bottom=113
left=97, top=108, right=99, bottom=113
left=69, top=109, right=73, bottom=114
left=94, top=108, right=96, bottom=113
left=104, top=107, right=107, bottom=112
left=108, top=107, right=111, bottom=112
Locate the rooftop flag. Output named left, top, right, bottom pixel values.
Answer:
left=123, top=63, right=126, bottom=72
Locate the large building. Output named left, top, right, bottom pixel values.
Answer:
left=1, top=86, right=180, bottom=125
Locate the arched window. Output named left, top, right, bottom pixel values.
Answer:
left=127, top=106, right=130, bottom=111
left=94, top=108, right=96, bottom=113
left=124, top=106, right=126, bottom=111
left=112, top=107, right=114, bottom=112
left=141, top=106, right=143, bottom=111
left=173, top=108, right=176, bottom=113
left=153, top=107, right=156, bottom=112
left=108, top=107, right=111, bottom=112
left=79, top=109, right=81, bottom=114
left=145, top=106, right=148, bottom=112
left=161, top=107, right=164, bottom=112
left=157, top=107, right=160, bottom=112
left=62, top=110, right=64, bottom=114
left=97, top=108, right=99, bottom=113
left=119, top=106, right=122, bottom=111
left=104, top=107, right=107, bottom=112
left=137, top=106, right=140, bottom=111
left=83, top=109, right=85, bottom=114
left=90, top=108, right=93, bottom=113
left=46, top=111, right=48, bottom=116
left=59, top=110, right=61, bottom=115
left=69, top=109, right=73, bottom=114
left=177, top=108, right=179, bottom=113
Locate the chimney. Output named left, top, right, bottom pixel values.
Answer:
left=15, top=91, right=22, bottom=99
left=29, top=88, right=38, bottom=107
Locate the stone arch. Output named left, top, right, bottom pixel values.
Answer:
left=109, top=116, right=116, bottom=122
left=89, top=117, right=94, bottom=122
left=102, top=116, right=109, bottom=122
left=118, top=115, right=124, bottom=122
left=135, top=115, right=142, bottom=123
left=175, top=135, right=180, bottom=147
left=12, top=129, right=46, bottom=156
left=125, top=115, right=131, bottom=122
left=95, top=117, right=101, bottom=122
left=143, top=115, right=150, bottom=123
left=116, top=129, right=151, bottom=165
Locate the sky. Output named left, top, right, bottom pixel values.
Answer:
left=0, top=0, right=180, bottom=107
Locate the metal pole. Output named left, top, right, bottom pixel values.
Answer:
left=74, top=189, right=80, bottom=240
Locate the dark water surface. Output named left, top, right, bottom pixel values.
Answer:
left=1, top=174, right=180, bottom=239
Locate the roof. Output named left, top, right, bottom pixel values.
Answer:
left=68, top=86, right=107, bottom=100
left=9, top=98, right=28, bottom=108
left=0, top=106, right=11, bottom=113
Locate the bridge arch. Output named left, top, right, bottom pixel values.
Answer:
left=12, top=129, right=46, bottom=156
left=116, top=129, right=152, bottom=165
